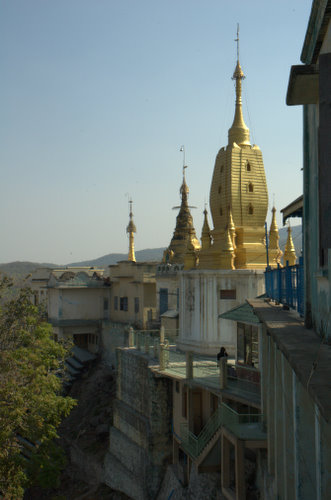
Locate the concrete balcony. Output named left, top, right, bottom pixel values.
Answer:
left=220, top=403, right=266, bottom=441
left=129, top=333, right=261, bottom=406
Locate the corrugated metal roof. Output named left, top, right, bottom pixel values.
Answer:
left=161, top=310, right=179, bottom=318
left=219, top=301, right=260, bottom=325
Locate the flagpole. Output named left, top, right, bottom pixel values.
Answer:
left=180, top=145, right=185, bottom=172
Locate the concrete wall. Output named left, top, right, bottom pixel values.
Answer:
left=108, top=261, right=157, bottom=328
left=260, top=327, right=331, bottom=499
left=101, top=320, right=129, bottom=367
left=172, top=380, right=188, bottom=438
left=178, top=269, right=265, bottom=356
left=48, top=287, right=110, bottom=321
left=156, top=273, right=180, bottom=317
left=104, top=348, right=173, bottom=500
left=302, top=25, right=331, bottom=340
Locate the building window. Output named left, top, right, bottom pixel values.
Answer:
left=159, top=288, right=168, bottom=315
left=120, top=296, right=128, bottom=311
left=248, top=204, right=254, bottom=215
left=182, top=386, right=188, bottom=418
left=177, top=288, right=179, bottom=310
left=103, top=298, right=109, bottom=319
left=220, top=207, right=223, bottom=216
left=248, top=183, right=254, bottom=192
left=218, top=185, right=222, bottom=194
left=114, top=296, right=118, bottom=310
left=210, top=394, right=218, bottom=414
left=237, top=322, right=259, bottom=367
left=135, top=297, right=139, bottom=313
left=220, top=289, right=236, bottom=300
left=175, top=381, right=180, bottom=393
left=89, top=334, right=96, bottom=344
left=246, top=162, right=251, bottom=171
left=220, top=165, right=224, bottom=173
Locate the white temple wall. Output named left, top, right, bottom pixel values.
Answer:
left=178, top=269, right=265, bottom=356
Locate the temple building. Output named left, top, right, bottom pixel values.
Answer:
left=156, top=168, right=200, bottom=331
left=162, top=166, right=200, bottom=267
left=198, top=57, right=278, bottom=270
left=178, top=50, right=280, bottom=356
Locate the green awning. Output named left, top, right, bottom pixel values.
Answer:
left=219, top=301, right=260, bottom=325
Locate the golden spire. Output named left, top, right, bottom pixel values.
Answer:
left=283, top=224, right=297, bottom=266
left=163, top=163, right=200, bottom=265
left=268, top=206, right=283, bottom=266
left=227, top=207, right=236, bottom=250
left=228, top=25, right=250, bottom=147
left=269, top=206, right=279, bottom=249
left=180, top=165, right=189, bottom=204
left=220, top=226, right=235, bottom=269
left=201, top=205, right=212, bottom=249
left=126, top=199, right=136, bottom=262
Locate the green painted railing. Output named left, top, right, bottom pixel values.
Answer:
left=180, top=404, right=264, bottom=460
left=132, top=330, right=159, bottom=359
left=180, top=406, right=223, bottom=459
left=131, top=329, right=178, bottom=358
left=221, top=403, right=265, bottom=439
left=164, top=328, right=179, bottom=342
left=192, top=353, right=219, bottom=378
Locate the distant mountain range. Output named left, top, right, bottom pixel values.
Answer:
left=67, top=247, right=166, bottom=268
left=0, top=226, right=302, bottom=284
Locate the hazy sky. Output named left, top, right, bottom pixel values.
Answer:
left=1, top=0, right=311, bottom=264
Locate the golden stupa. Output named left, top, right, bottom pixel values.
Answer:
left=268, top=206, right=283, bottom=266
left=283, top=224, right=297, bottom=266
left=163, top=167, right=200, bottom=266
left=198, top=50, right=270, bottom=270
left=126, top=199, right=136, bottom=262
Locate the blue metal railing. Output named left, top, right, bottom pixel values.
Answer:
left=265, top=257, right=304, bottom=316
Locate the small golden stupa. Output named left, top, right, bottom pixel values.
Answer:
left=163, top=166, right=200, bottom=266
left=126, top=199, right=136, bottom=262
left=268, top=206, right=283, bottom=266
left=283, top=224, right=297, bottom=266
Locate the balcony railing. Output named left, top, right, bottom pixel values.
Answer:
left=220, top=403, right=265, bottom=440
left=265, top=257, right=304, bottom=316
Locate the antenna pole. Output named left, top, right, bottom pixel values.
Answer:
left=235, top=23, right=240, bottom=62
left=180, top=145, right=185, bottom=171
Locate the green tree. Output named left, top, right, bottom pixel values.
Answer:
left=0, top=275, right=76, bottom=499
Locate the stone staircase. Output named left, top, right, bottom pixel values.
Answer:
left=65, top=346, right=96, bottom=385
